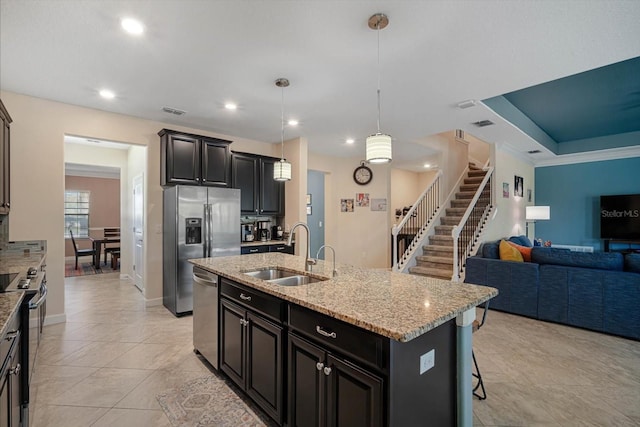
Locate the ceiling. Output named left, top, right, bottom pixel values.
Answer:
left=2, top=1, right=640, bottom=170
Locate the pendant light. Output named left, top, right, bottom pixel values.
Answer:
left=365, top=13, right=392, bottom=164
left=274, top=78, right=292, bottom=181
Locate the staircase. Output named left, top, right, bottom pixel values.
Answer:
left=409, top=165, right=490, bottom=280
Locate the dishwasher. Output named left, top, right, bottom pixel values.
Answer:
left=192, top=267, right=219, bottom=369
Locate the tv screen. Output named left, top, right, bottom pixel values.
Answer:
left=600, top=194, right=640, bottom=240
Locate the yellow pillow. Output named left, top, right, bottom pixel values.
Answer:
left=506, top=241, right=532, bottom=262
left=499, top=240, right=524, bottom=262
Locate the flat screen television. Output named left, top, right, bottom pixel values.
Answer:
left=600, top=194, right=640, bottom=240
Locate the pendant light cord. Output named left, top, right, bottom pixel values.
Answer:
left=280, top=84, right=285, bottom=160
left=376, top=18, right=381, bottom=134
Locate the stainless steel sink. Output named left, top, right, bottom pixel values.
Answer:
left=243, top=268, right=327, bottom=286
left=243, top=268, right=299, bottom=281
left=268, top=275, right=326, bottom=286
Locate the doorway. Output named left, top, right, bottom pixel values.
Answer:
left=133, top=173, right=144, bottom=291
left=307, top=170, right=325, bottom=259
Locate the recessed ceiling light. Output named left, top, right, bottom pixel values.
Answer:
left=99, top=89, right=115, bottom=99
left=121, top=18, right=144, bottom=35
left=288, top=120, right=299, bottom=126
left=346, top=138, right=355, bottom=144
left=224, top=103, right=237, bottom=110
left=423, top=163, right=431, bottom=168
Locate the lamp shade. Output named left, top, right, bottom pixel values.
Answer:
left=526, top=206, right=550, bottom=221
left=273, top=159, right=291, bottom=181
left=366, top=133, right=392, bottom=163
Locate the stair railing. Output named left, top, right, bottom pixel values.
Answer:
left=451, top=166, right=494, bottom=281
left=391, top=171, right=442, bottom=271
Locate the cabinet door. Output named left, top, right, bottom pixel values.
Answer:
left=201, top=138, right=231, bottom=187
left=288, top=334, right=325, bottom=427
left=220, top=299, right=246, bottom=388
left=246, top=312, right=283, bottom=424
left=0, top=368, right=8, bottom=427
left=165, top=133, right=200, bottom=185
left=0, top=121, right=7, bottom=214
left=326, top=354, right=383, bottom=427
left=232, top=154, right=259, bottom=215
left=259, top=158, right=284, bottom=215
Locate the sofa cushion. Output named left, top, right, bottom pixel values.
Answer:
left=624, top=253, right=640, bottom=273
left=531, top=247, right=624, bottom=271
left=482, top=241, right=500, bottom=259
left=508, top=235, right=533, bottom=247
left=499, top=240, right=523, bottom=262
left=507, top=241, right=532, bottom=262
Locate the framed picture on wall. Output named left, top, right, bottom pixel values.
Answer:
left=514, top=176, right=524, bottom=197
left=502, top=182, right=509, bottom=198
left=527, top=189, right=532, bottom=202
left=306, top=194, right=312, bottom=205
left=306, top=206, right=312, bottom=215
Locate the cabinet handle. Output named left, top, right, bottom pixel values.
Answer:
left=4, top=330, right=18, bottom=341
left=249, top=248, right=259, bottom=253
left=5, top=202, right=9, bottom=208
left=239, top=319, right=248, bottom=327
left=240, top=293, right=252, bottom=301
left=323, top=366, right=332, bottom=376
left=316, top=362, right=324, bottom=371
left=316, top=326, right=336, bottom=339
left=9, top=364, right=21, bottom=376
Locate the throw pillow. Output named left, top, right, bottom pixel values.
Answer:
left=506, top=241, right=532, bottom=262
left=508, top=235, right=533, bottom=248
left=499, top=240, right=524, bottom=262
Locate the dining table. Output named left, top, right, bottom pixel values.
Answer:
left=89, top=235, right=121, bottom=269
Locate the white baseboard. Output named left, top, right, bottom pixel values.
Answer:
left=43, top=313, right=67, bottom=326
left=145, top=297, right=163, bottom=307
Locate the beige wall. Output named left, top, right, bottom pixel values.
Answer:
left=483, top=147, right=535, bottom=241
left=2, top=90, right=280, bottom=324
left=308, top=153, right=391, bottom=268
left=64, top=175, right=120, bottom=256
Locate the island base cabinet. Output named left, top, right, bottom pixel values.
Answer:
left=288, top=333, right=383, bottom=427
left=220, top=298, right=283, bottom=425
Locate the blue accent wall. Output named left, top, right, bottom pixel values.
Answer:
left=535, top=157, right=640, bottom=251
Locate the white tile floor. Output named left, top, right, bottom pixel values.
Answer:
left=30, top=273, right=640, bottom=426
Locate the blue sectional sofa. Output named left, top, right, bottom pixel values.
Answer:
left=464, top=238, right=640, bottom=340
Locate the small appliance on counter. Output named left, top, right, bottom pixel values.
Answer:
left=257, top=221, right=271, bottom=242
left=241, top=223, right=255, bottom=242
left=271, top=225, right=284, bottom=240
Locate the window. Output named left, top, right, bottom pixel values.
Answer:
left=65, top=190, right=90, bottom=238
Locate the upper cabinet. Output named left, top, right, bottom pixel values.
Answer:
left=232, top=152, right=284, bottom=216
left=159, top=128, right=232, bottom=187
left=0, top=99, right=12, bottom=215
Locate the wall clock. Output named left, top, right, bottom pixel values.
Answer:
left=353, top=162, right=373, bottom=185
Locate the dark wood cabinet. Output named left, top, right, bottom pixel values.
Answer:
left=220, top=281, right=284, bottom=424
left=0, top=99, right=12, bottom=214
left=232, top=153, right=284, bottom=216
left=159, top=128, right=231, bottom=187
left=288, top=333, right=383, bottom=427
left=241, top=244, right=294, bottom=255
left=0, top=307, right=21, bottom=427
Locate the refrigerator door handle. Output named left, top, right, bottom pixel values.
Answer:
left=203, top=203, right=208, bottom=258
left=208, top=204, right=214, bottom=257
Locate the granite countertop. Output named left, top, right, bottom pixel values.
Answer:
left=190, top=253, right=497, bottom=343
left=0, top=292, right=24, bottom=338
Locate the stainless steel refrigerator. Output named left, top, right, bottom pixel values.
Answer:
left=163, top=186, right=240, bottom=316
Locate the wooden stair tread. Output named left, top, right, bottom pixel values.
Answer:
left=409, top=266, right=452, bottom=279
left=416, top=255, right=453, bottom=264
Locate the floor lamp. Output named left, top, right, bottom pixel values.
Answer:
left=526, top=206, right=550, bottom=241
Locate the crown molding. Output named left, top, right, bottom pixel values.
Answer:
left=65, top=163, right=120, bottom=179
left=533, top=145, right=640, bottom=167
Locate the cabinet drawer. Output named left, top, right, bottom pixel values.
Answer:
left=288, top=305, right=385, bottom=370
left=268, top=244, right=292, bottom=254
left=0, top=313, right=19, bottom=372
left=241, top=245, right=268, bottom=255
left=221, top=279, right=284, bottom=322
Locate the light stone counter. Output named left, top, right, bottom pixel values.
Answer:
left=0, top=292, right=24, bottom=338
left=190, top=253, right=497, bottom=342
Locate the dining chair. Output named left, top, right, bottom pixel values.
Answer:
left=69, top=228, right=96, bottom=270
left=103, top=227, right=121, bottom=265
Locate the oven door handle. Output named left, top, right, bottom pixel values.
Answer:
left=29, top=281, right=48, bottom=310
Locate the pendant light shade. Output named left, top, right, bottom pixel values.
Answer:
left=274, top=78, right=292, bottom=182
left=273, top=159, right=292, bottom=181
left=365, top=13, right=392, bottom=164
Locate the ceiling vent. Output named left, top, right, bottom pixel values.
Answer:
left=527, top=149, right=542, bottom=154
left=162, top=106, right=186, bottom=116
left=472, top=120, right=494, bottom=127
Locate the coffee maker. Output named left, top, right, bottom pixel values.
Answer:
left=257, top=221, right=271, bottom=241
left=271, top=225, right=284, bottom=240
left=241, top=224, right=255, bottom=242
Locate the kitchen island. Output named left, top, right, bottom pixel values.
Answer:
left=191, top=253, right=497, bottom=426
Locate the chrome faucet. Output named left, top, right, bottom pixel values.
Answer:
left=287, top=222, right=316, bottom=272
left=316, top=245, right=337, bottom=277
